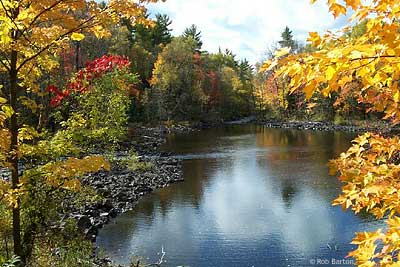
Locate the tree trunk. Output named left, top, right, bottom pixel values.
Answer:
left=9, top=49, right=22, bottom=261
left=75, top=41, right=80, bottom=71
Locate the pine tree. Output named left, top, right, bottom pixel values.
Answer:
left=182, top=24, right=203, bottom=50
left=278, top=26, right=298, bottom=52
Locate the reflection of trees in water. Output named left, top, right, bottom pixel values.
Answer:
left=255, top=127, right=355, bottom=163
left=281, top=178, right=298, bottom=208
left=135, top=126, right=357, bottom=225
left=254, top=126, right=357, bottom=207
left=132, top=158, right=220, bottom=219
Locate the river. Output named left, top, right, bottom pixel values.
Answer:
left=97, top=125, right=384, bottom=267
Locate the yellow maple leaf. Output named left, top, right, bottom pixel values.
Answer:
left=274, top=47, right=291, bottom=58
left=325, top=65, right=336, bottom=80
left=394, top=91, right=400, bottom=103
left=308, top=32, right=322, bottom=46
left=71, top=32, right=85, bottom=41
left=330, top=3, right=347, bottom=18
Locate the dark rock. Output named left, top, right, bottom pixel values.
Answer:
left=85, top=225, right=98, bottom=236
left=97, top=188, right=111, bottom=197
left=84, top=209, right=100, bottom=217
left=77, top=215, right=92, bottom=231
left=95, top=222, right=104, bottom=229
left=109, top=208, right=119, bottom=218
left=101, top=199, right=114, bottom=211
left=261, top=120, right=393, bottom=133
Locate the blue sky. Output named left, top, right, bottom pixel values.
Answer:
left=146, top=0, right=349, bottom=64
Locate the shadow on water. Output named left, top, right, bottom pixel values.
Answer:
left=97, top=125, right=384, bottom=267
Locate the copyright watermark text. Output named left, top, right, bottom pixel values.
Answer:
left=309, top=258, right=355, bottom=266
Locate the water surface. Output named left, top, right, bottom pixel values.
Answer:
left=97, top=125, right=383, bottom=267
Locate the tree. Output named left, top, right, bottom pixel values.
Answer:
left=49, top=55, right=135, bottom=145
left=150, top=37, right=206, bottom=121
left=129, top=12, right=172, bottom=80
left=130, top=13, right=172, bottom=53
left=238, top=59, right=255, bottom=114
left=151, top=14, right=173, bottom=48
left=278, top=26, right=298, bottom=52
left=209, top=48, right=239, bottom=71
left=269, top=27, right=302, bottom=117
left=262, top=0, right=400, bottom=265
left=205, top=52, right=254, bottom=120
left=0, top=0, right=160, bottom=262
left=109, top=26, right=132, bottom=56
left=182, top=24, right=203, bottom=50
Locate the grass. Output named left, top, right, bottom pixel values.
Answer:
left=27, top=220, right=93, bottom=267
left=121, top=150, right=154, bottom=172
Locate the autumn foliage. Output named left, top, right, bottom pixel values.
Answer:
left=263, top=0, right=400, bottom=265
left=0, top=0, right=162, bottom=263
left=48, top=55, right=131, bottom=106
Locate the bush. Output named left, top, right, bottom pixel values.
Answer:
left=121, top=150, right=154, bottom=171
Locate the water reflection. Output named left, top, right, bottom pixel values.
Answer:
left=97, top=125, right=384, bottom=267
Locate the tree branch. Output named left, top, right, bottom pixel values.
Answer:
left=16, top=1, right=120, bottom=72
left=349, top=55, right=398, bottom=62
left=16, top=15, right=97, bottom=72
left=19, top=0, right=66, bottom=38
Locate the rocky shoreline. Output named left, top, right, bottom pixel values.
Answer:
left=260, top=120, right=400, bottom=134
left=73, top=157, right=183, bottom=239
left=68, top=126, right=186, bottom=266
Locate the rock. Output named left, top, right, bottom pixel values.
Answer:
left=77, top=215, right=92, bottom=231
left=95, top=222, right=104, bottom=229
left=101, top=199, right=114, bottom=211
left=97, top=188, right=111, bottom=197
left=85, top=225, right=98, bottom=236
left=261, top=120, right=398, bottom=133
left=84, top=209, right=100, bottom=217
left=115, top=191, right=129, bottom=202
left=100, top=212, right=109, bottom=218
left=109, top=208, right=119, bottom=218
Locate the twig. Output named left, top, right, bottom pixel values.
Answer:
left=145, top=246, right=166, bottom=267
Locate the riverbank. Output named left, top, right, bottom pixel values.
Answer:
left=64, top=126, right=185, bottom=267
left=259, top=120, right=400, bottom=134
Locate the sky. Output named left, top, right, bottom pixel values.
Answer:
left=146, top=0, right=349, bottom=64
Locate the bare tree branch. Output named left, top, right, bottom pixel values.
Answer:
left=145, top=246, right=166, bottom=267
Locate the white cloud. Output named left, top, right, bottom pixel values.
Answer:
left=147, top=0, right=348, bottom=64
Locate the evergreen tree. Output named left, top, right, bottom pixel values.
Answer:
left=210, top=48, right=239, bottom=70
left=151, top=14, right=173, bottom=48
left=239, top=59, right=253, bottom=82
left=278, top=27, right=300, bottom=115
left=129, top=13, right=173, bottom=53
left=278, top=26, right=298, bottom=52
left=182, top=24, right=203, bottom=50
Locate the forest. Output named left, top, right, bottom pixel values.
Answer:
left=0, top=0, right=399, bottom=266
